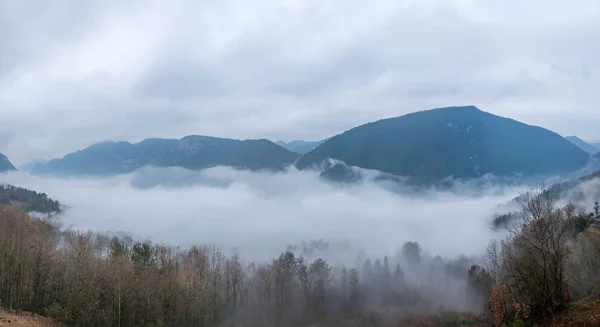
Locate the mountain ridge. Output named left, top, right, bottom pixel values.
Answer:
left=565, top=136, right=599, bottom=155
left=32, top=136, right=299, bottom=176
left=0, top=153, right=17, bottom=172
left=19, top=159, right=48, bottom=172
left=296, top=106, right=589, bottom=182
left=29, top=106, right=590, bottom=184
left=276, top=139, right=327, bottom=154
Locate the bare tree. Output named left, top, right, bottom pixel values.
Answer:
left=487, top=188, right=572, bottom=323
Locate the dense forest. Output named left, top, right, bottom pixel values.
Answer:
left=1, top=188, right=600, bottom=326
left=0, top=184, right=61, bottom=213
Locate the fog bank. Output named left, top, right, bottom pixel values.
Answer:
left=1, top=167, right=520, bottom=261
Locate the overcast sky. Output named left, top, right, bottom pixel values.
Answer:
left=1, top=0, right=599, bottom=165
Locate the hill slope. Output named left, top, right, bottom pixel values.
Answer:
left=0, top=184, right=61, bottom=213
left=32, top=136, right=299, bottom=176
left=297, top=106, right=589, bottom=181
left=0, top=153, right=16, bottom=172
left=565, top=136, right=599, bottom=155
left=19, top=159, right=48, bottom=172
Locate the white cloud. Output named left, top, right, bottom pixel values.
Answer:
left=1, top=167, right=518, bottom=261
left=1, top=0, right=599, bottom=164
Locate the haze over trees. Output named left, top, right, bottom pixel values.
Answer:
left=1, top=182, right=599, bottom=326
left=0, top=206, right=484, bottom=326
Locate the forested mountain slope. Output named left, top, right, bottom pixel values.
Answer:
left=565, top=136, right=599, bottom=155
left=32, top=136, right=299, bottom=176
left=297, top=106, right=589, bottom=182
left=0, top=184, right=61, bottom=213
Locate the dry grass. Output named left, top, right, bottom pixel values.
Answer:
left=396, top=311, right=488, bottom=327
left=551, top=300, right=600, bottom=327
left=0, top=310, right=59, bottom=327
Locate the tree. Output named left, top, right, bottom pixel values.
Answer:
left=307, top=258, right=331, bottom=319
left=273, top=252, right=298, bottom=325
left=393, top=263, right=405, bottom=287
left=402, top=241, right=422, bottom=264
left=487, top=188, right=572, bottom=323
left=381, top=256, right=392, bottom=287
left=347, top=269, right=361, bottom=312
left=225, top=254, right=245, bottom=313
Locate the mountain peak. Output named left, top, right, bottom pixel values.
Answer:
left=0, top=152, right=17, bottom=172
left=565, top=136, right=599, bottom=155
left=436, top=105, right=480, bottom=111
left=275, top=139, right=327, bottom=154
left=32, top=135, right=299, bottom=176
left=297, top=106, right=589, bottom=181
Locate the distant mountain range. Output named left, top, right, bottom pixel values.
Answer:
left=25, top=106, right=595, bottom=184
left=0, top=153, right=16, bottom=172
left=19, top=159, right=48, bottom=172
left=31, top=136, right=299, bottom=176
left=565, top=136, right=599, bottom=155
left=297, top=106, right=590, bottom=182
left=276, top=140, right=326, bottom=154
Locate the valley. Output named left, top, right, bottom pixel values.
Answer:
left=2, top=1, right=600, bottom=324
left=2, top=106, right=600, bottom=326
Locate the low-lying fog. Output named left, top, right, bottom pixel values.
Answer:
left=1, top=167, right=522, bottom=262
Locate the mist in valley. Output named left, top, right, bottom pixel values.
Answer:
left=0, top=166, right=531, bottom=325
left=1, top=167, right=519, bottom=262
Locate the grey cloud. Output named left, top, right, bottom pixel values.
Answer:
left=137, top=62, right=228, bottom=100
left=1, top=0, right=600, bottom=164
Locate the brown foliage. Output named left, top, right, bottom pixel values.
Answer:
left=486, top=188, right=574, bottom=324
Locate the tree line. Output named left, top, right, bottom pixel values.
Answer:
left=0, top=184, right=61, bottom=213
left=0, top=206, right=488, bottom=326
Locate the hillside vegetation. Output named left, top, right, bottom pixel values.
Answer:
left=565, top=136, right=599, bottom=155
left=297, top=106, right=589, bottom=182
left=0, top=309, right=58, bottom=326
left=0, top=185, right=61, bottom=213
left=31, top=136, right=299, bottom=176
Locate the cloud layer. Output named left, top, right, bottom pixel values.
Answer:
left=1, top=0, right=599, bottom=164
left=1, top=167, right=519, bottom=261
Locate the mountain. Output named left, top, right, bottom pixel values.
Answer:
left=19, top=159, right=48, bottom=172
left=32, top=136, right=299, bottom=176
left=582, top=152, right=600, bottom=173
left=276, top=140, right=326, bottom=154
left=296, top=106, right=589, bottom=182
left=565, top=136, right=599, bottom=155
left=0, top=153, right=16, bottom=172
